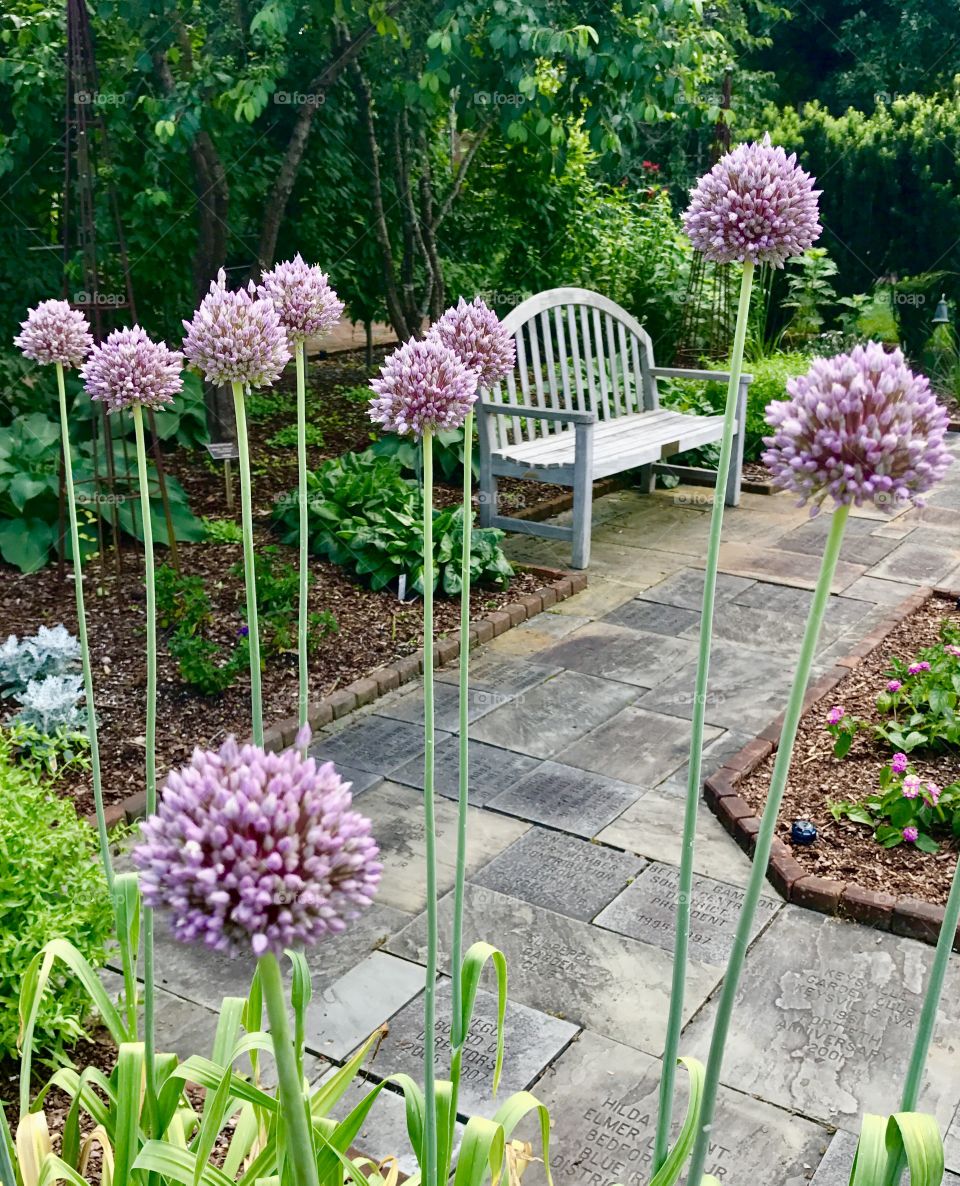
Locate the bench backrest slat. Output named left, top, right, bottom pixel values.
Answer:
left=483, top=287, right=658, bottom=448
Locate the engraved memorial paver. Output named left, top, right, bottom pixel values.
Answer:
left=603, top=599, right=700, bottom=637
left=535, top=622, right=697, bottom=688
left=435, top=654, right=562, bottom=697
left=387, top=884, right=718, bottom=1055
left=472, top=827, right=645, bottom=921
left=680, top=907, right=960, bottom=1132
left=639, top=570, right=755, bottom=611
left=487, top=760, right=643, bottom=837
left=365, top=978, right=578, bottom=1119
left=391, top=736, right=541, bottom=806
left=595, top=862, right=781, bottom=965
left=374, top=680, right=505, bottom=732
left=469, top=670, right=639, bottom=759
left=310, top=716, right=448, bottom=775
left=516, top=1031, right=829, bottom=1186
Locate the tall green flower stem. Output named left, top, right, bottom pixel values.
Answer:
left=257, top=952, right=321, bottom=1186
left=653, top=259, right=754, bottom=1170
left=55, top=362, right=113, bottom=891
left=685, top=501, right=851, bottom=1186
left=295, top=339, right=310, bottom=734
left=901, top=854, right=960, bottom=1110
left=421, top=429, right=439, bottom=1186
left=231, top=381, right=264, bottom=746
left=131, top=403, right=159, bottom=1131
left=449, top=410, right=474, bottom=1085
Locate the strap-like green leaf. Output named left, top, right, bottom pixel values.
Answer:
left=891, top=1113, right=945, bottom=1186
left=650, top=1057, right=706, bottom=1186
left=286, top=950, right=312, bottom=1083
left=458, top=944, right=508, bottom=1096
left=113, top=1044, right=146, bottom=1186
left=111, top=873, right=142, bottom=1038
left=309, top=1030, right=385, bottom=1120
left=134, top=1140, right=236, bottom=1186
left=386, top=1073, right=424, bottom=1172
left=452, top=1115, right=505, bottom=1186
left=315, top=1081, right=387, bottom=1183
left=491, top=1091, right=552, bottom=1186
left=0, top=1101, right=17, bottom=1186
left=850, top=1114, right=899, bottom=1186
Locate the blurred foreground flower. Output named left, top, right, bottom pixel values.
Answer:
left=133, top=732, right=381, bottom=958
left=14, top=299, right=94, bottom=368
left=427, top=296, right=515, bottom=387
left=81, top=326, right=183, bottom=412
left=763, top=342, right=952, bottom=513
left=182, top=269, right=290, bottom=388
left=682, top=134, right=821, bottom=267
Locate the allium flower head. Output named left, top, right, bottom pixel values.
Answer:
left=763, top=342, right=952, bottom=513
left=14, top=299, right=94, bottom=368
left=826, top=705, right=844, bottom=725
left=682, top=134, right=821, bottom=267
left=81, top=326, right=183, bottom=413
left=902, top=774, right=922, bottom=799
left=133, top=734, right=381, bottom=958
left=182, top=269, right=290, bottom=388
left=257, top=254, right=344, bottom=341
left=427, top=297, right=516, bottom=388
left=369, top=336, right=478, bottom=437
left=903, top=826, right=919, bottom=844
left=891, top=752, right=909, bottom=775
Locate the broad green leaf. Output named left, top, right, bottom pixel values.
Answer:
left=113, top=1044, right=145, bottom=1186
left=452, top=1116, right=504, bottom=1186
left=892, top=1112, right=944, bottom=1186
left=134, top=1140, right=235, bottom=1186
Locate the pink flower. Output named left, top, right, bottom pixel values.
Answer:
left=903, top=826, right=919, bottom=844
left=945, top=645, right=960, bottom=658
left=886, top=680, right=902, bottom=693
left=14, top=299, right=94, bottom=368
left=891, top=752, right=909, bottom=774
left=908, top=662, right=931, bottom=675
left=182, top=269, right=290, bottom=388
left=902, top=774, right=922, bottom=799
left=682, top=134, right=821, bottom=267
left=924, top=783, right=941, bottom=806
left=81, top=326, right=183, bottom=413
left=826, top=706, right=844, bottom=725
left=368, top=336, right=479, bottom=437
left=427, top=296, right=516, bottom=388
left=257, top=254, right=344, bottom=341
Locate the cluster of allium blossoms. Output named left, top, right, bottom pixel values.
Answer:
left=81, top=326, right=183, bottom=413
left=182, top=270, right=291, bottom=388
left=132, top=733, right=381, bottom=958
left=369, top=335, right=479, bottom=437
left=763, top=342, right=952, bottom=512
left=427, top=296, right=516, bottom=388
left=14, top=299, right=94, bottom=368
left=682, top=135, right=821, bottom=267
left=257, top=254, right=345, bottom=341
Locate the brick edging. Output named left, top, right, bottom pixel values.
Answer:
left=703, top=584, right=960, bottom=951
left=103, top=566, right=587, bottom=828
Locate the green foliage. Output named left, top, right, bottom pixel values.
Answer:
left=201, top=516, right=243, bottom=544
left=230, top=545, right=339, bottom=656
left=872, top=627, right=960, bottom=754
left=779, top=248, right=839, bottom=346
left=0, top=727, right=113, bottom=1063
left=266, top=422, right=325, bottom=450
left=369, top=427, right=476, bottom=481
left=273, top=452, right=513, bottom=595
left=3, top=719, right=90, bottom=777
left=245, top=391, right=294, bottom=422
left=830, top=754, right=959, bottom=853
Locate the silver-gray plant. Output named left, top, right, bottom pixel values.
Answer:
left=13, top=674, right=86, bottom=734
left=0, top=625, right=80, bottom=697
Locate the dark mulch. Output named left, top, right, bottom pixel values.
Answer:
left=738, top=594, right=960, bottom=905
left=0, top=346, right=558, bottom=817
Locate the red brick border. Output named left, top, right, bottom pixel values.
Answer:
left=703, top=584, right=960, bottom=951
left=101, top=565, right=587, bottom=829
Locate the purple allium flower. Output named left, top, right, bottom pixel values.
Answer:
left=903, top=826, right=919, bottom=844
left=681, top=135, right=821, bottom=267
left=132, top=734, right=381, bottom=958
left=182, top=269, right=291, bottom=388
left=762, top=342, right=953, bottom=513
left=826, top=705, right=844, bottom=725
left=902, top=774, right=922, bottom=799
left=256, top=254, right=344, bottom=342
left=908, top=661, right=931, bottom=675
left=891, top=752, right=909, bottom=774
left=886, top=679, right=902, bottom=693
left=427, top=296, right=516, bottom=388
left=368, top=336, right=479, bottom=437
left=80, top=326, right=183, bottom=413
left=14, top=299, right=94, bottom=368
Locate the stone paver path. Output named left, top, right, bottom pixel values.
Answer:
left=115, top=432, right=960, bottom=1185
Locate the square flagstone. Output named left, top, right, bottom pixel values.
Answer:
left=305, top=951, right=426, bottom=1061
left=603, top=598, right=701, bottom=637
left=653, top=728, right=755, bottom=795
left=435, top=653, right=562, bottom=696
left=387, top=884, right=718, bottom=1055
left=733, top=582, right=891, bottom=632
left=374, top=680, right=503, bottom=733
left=718, top=541, right=866, bottom=593
left=639, top=640, right=794, bottom=732
left=486, top=760, right=643, bottom=837
left=391, top=736, right=542, bottom=806
left=680, top=906, right=960, bottom=1133
left=810, top=1130, right=960, bottom=1186
left=777, top=516, right=900, bottom=568
left=595, top=861, right=781, bottom=966
left=638, top=569, right=755, bottom=611
left=534, top=623, right=697, bottom=688
left=469, top=670, right=639, bottom=759
left=680, top=601, right=805, bottom=655
left=471, top=827, right=645, bottom=921
left=867, top=535, right=960, bottom=585
left=359, top=781, right=528, bottom=913
left=332, top=765, right=383, bottom=796
left=364, top=978, right=578, bottom=1120
left=553, top=581, right=636, bottom=618
left=515, top=1030, right=829, bottom=1186
left=555, top=706, right=721, bottom=787
left=310, top=715, right=448, bottom=776
left=832, top=574, right=918, bottom=606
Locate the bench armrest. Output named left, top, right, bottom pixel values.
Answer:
left=478, top=401, right=596, bottom=426
left=650, top=367, right=754, bottom=384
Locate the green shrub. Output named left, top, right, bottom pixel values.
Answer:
left=369, top=427, right=475, bottom=482
left=0, top=729, right=113, bottom=1063
left=273, top=451, right=513, bottom=595
left=267, top=422, right=326, bottom=450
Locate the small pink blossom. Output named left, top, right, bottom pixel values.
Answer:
left=886, top=679, right=902, bottom=693
left=891, top=752, right=909, bottom=774
left=903, top=826, right=919, bottom=844
left=908, top=661, right=931, bottom=675
left=924, top=783, right=941, bottom=806
left=902, top=774, right=922, bottom=799
left=14, top=299, right=94, bottom=368
left=826, top=706, right=844, bottom=725
left=945, top=645, right=960, bottom=658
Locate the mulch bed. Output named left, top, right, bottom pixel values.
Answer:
left=737, top=594, right=960, bottom=906
left=0, top=346, right=559, bottom=817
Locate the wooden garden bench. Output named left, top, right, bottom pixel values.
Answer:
left=477, top=287, right=753, bottom=569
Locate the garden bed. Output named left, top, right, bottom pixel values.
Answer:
left=705, top=587, right=960, bottom=942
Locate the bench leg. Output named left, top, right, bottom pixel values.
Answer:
left=724, top=376, right=749, bottom=507
left=637, top=464, right=655, bottom=495
left=571, top=424, right=594, bottom=569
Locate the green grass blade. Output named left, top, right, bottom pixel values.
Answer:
left=134, top=1140, right=235, bottom=1186
left=190, top=1065, right=237, bottom=1186
left=315, top=1082, right=387, bottom=1183
left=35, top=1154, right=90, bottom=1186
left=309, top=1030, right=386, bottom=1120
left=650, top=1057, right=706, bottom=1186
left=172, top=1057, right=278, bottom=1113
left=0, top=1105, right=17, bottom=1186
left=287, top=951, right=312, bottom=1083
left=385, top=1074, right=425, bottom=1171
left=451, top=1116, right=504, bottom=1186
left=222, top=1102, right=261, bottom=1181
left=458, top=944, right=507, bottom=1095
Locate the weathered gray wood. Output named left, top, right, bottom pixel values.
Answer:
left=572, top=420, right=594, bottom=569
left=725, top=376, right=750, bottom=508
left=479, top=401, right=595, bottom=425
